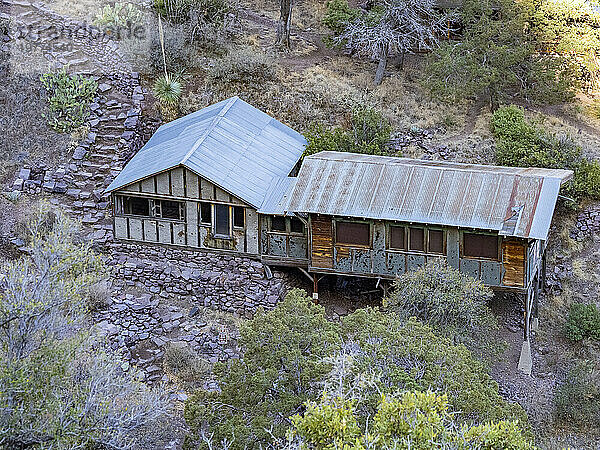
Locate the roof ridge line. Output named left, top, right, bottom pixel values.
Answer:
left=180, top=96, right=239, bottom=165
left=309, top=152, right=560, bottom=179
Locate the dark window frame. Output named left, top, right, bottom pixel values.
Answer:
left=119, top=195, right=151, bottom=217
left=389, top=225, right=406, bottom=250
left=268, top=216, right=306, bottom=235
left=335, top=220, right=372, bottom=248
left=213, top=203, right=231, bottom=238
left=233, top=206, right=245, bottom=229
left=269, top=216, right=287, bottom=233
left=388, top=224, right=446, bottom=255
left=462, top=231, right=500, bottom=261
left=152, top=199, right=185, bottom=221
left=408, top=226, right=426, bottom=252
left=427, top=228, right=446, bottom=255
left=289, top=217, right=305, bottom=235
left=199, top=202, right=212, bottom=226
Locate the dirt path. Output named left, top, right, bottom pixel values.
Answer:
left=241, top=7, right=337, bottom=70
left=533, top=104, right=600, bottom=137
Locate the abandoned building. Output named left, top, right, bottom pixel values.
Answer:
left=104, top=96, right=573, bottom=372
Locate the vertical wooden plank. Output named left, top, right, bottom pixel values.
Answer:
left=446, top=228, right=459, bottom=268
left=158, top=221, right=171, bottom=244
left=246, top=209, right=259, bottom=255
left=144, top=219, right=158, bottom=242
left=186, top=169, right=199, bottom=198
left=502, top=239, right=526, bottom=287
left=311, top=215, right=334, bottom=269
left=171, top=167, right=185, bottom=197
left=114, top=217, right=128, bottom=239
left=141, top=176, right=155, bottom=194
left=200, top=178, right=215, bottom=200
left=155, top=172, right=170, bottom=195
left=186, top=201, right=199, bottom=247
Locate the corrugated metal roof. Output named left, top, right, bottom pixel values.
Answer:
left=258, top=177, right=297, bottom=216
left=287, top=151, right=574, bottom=241
left=104, top=97, right=306, bottom=208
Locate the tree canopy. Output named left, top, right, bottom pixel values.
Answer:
left=325, top=0, right=453, bottom=84
left=423, top=0, right=574, bottom=109
left=491, top=105, right=600, bottom=202
left=289, top=391, right=535, bottom=449
left=184, top=290, right=529, bottom=449
left=384, top=260, right=501, bottom=360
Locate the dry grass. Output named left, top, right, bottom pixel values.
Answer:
left=46, top=0, right=114, bottom=22
left=163, top=341, right=211, bottom=387
left=524, top=107, right=600, bottom=161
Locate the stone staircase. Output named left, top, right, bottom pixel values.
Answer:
left=2, top=0, right=147, bottom=244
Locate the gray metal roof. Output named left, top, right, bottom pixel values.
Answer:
left=287, top=152, right=574, bottom=241
left=258, top=177, right=297, bottom=216
left=104, top=97, right=307, bottom=208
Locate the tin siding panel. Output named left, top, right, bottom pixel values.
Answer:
left=446, top=229, right=460, bottom=268
left=114, top=217, right=129, bottom=239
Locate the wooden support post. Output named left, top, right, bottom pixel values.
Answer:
left=312, top=273, right=319, bottom=303
left=524, top=288, right=532, bottom=341
left=518, top=288, right=533, bottom=375
left=541, top=251, right=547, bottom=290
left=382, top=281, right=389, bottom=299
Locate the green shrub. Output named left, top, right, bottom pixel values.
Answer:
left=40, top=69, right=98, bottom=133
left=185, top=292, right=528, bottom=448
left=153, top=73, right=184, bottom=105
left=491, top=105, right=600, bottom=202
left=341, top=311, right=529, bottom=429
left=163, top=342, right=210, bottom=383
left=555, top=361, right=600, bottom=427
left=85, top=281, right=111, bottom=312
left=322, top=0, right=359, bottom=42
left=384, top=260, right=501, bottom=360
left=304, top=106, right=392, bottom=157
left=291, top=391, right=534, bottom=449
left=153, top=73, right=185, bottom=122
left=184, top=289, right=341, bottom=449
left=207, top=48, right=276, bottom=85
left=564, top=302, right=600, bottom=342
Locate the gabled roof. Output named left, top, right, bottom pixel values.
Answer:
left=104, top=97, right=307, bottom=208
left=287, top=151, right=574, bottom=241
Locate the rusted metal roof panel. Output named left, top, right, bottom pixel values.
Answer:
left=287, top=151, right=573, bottom=240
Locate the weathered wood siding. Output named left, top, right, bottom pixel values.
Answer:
left=310, top=215, right=334, bottom=269
left=113, top=167, right=258, bottom=255
left=502, top=240, right=526, bottom=287
left=306, top=214, right=532, bottom=289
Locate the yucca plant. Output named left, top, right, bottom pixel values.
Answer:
left=153, top=73, right=184, bottom=122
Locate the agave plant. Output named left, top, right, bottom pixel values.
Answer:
left=153, top=74, right=184, bottom=122
left=153, top=74, right=183, bottom=105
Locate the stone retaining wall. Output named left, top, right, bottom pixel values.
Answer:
left=108, top=242, right=298, bottom=316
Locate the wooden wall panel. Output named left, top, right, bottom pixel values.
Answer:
left=502, top=240, right=525, bottom=287
left=311, top=215, right=333, bottom=268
